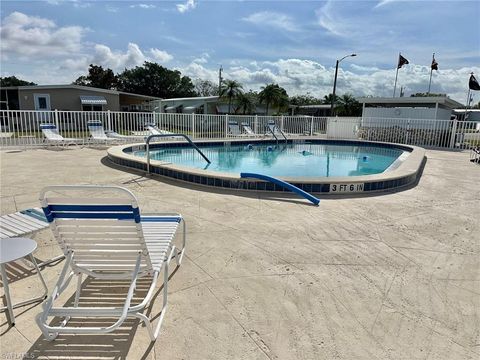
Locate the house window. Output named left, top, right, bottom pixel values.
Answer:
left=82, top=105, right=103, bottom=111
left=34, top=94, right=51, bottom=110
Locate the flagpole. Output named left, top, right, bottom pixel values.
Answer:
left=427, top=53, right=434, bottom=94
left=464, top=83, right=471, bottom=121
left=393, top=52, right=400, bottom=97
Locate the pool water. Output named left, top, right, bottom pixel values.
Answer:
left=134, top=143, right=405, bottom=178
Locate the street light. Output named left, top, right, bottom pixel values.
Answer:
left=331, top=53, right=357, bottom=116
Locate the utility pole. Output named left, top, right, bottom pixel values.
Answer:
left=218, top=65, right=223, bottom=94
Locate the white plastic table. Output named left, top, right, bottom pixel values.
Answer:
left=0, top=237, right=48, bottom=326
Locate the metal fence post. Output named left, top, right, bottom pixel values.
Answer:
left=191, top=113, right=195, bottom=139
left=107, top=110, right=112, bottom=131
left=225, top=114, right=229, bottom=138
left=54, top=109, right=59, bottom=129
left=254, top=114, right=258, bottom=134
left=310, top=116, right=314, bottom=136
left=280, top=115, right=284, bottom=131
left=449, top=119, right=458, bottom=148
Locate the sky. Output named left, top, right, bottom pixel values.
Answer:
left=1, top=0, right=479, bottom=104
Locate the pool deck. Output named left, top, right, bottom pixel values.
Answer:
left=1, top=147, right=479, bottom=359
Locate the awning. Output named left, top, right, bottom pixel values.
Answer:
left=80, top=96, right=107, bottom=105
left=164, top=106, right=177, bottom=113
left=183, top=106, right=197, bottom=113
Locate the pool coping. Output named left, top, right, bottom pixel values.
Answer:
left=107, top=138, right=426, bottom=194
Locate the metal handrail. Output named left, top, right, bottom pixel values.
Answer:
left=266, top=124, right=287, bottom=144
left=145, top=134, right=211, bottom=174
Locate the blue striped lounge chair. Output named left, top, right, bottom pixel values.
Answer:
left=40, top=124, right=82, bottom=146
left=36, top=185, right=186, bottom=342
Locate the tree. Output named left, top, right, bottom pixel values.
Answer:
left=235, top=92, right=257, bottom=115
left=258, top=83, right=289, bottom=115
left=73, top=64, right=117, bottom=89
left=194, top=79, right=218, bottom=96
left=335, top=94, right=362, bottom=116
left=289, top=94, right=321, bottom=106
left=0, top=76, right=36, bottom=87
left=219, top=79, right=243, bottom=114
left=321, top=93, right=339, bottom=106
left=117, top=62, right=196, bottom=98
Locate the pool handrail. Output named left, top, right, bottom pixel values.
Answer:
left=266, top=121, right=287, bottom=144
left=145, top=134, right=211, bottom=174
left=240, top=172, right=320, bottom=206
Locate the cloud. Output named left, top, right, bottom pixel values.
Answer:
left=105, top=5, right=119, bottom=13
left=242, top=11, right=298, bottom=32
left=315, top=1, right=346, bottom=36
left=0, top=11, right=86, bottom=58
left=374, top=0, right=399, bottom=8
left=176, top=0, right=196, bottom=13
left=130, top=4, right=156, bottom=9
left=180, top=58, right=478, bottom=103
left=149, top=48, right=173, bottom=63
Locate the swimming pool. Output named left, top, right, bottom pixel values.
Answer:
left=133, top=143, right=405, bottom=178
left=107, top=139, right=425, bottom=194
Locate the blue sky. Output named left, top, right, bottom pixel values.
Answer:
left=1, top=0, right=479, bottom=103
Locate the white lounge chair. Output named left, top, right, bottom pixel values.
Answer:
left=0, top=208, right=49, bottom=239
left=145, top=123, right=173, bottom=136
left=105, top=130, right=146, bottom=142
left=265, top=120, right=289, bottom=139
left=87, top=120, right=120, bottom=144
left=40, top=124, right=82, bottom=146
left=228, top=121, right=246, bottom=137
left=241, top=122, right=262, bottom=137
left=36, top=185, right=186, bottom=342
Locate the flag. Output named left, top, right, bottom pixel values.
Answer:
left=397, top=54, right=409, bottom=69
left=431, top=57, right=438, bottom=71
left=469, top=74, right=480, bottom=91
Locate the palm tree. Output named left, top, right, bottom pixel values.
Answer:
left=258, top=84, right=288, bottom=115
left=336, top=94, right=361, bottom=116
left=219, top=80, right=243, bottom=114
left=235, top=92, right=256, bottom=115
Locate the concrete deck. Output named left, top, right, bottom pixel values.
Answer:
left=0, top=147, right=479, bottom=360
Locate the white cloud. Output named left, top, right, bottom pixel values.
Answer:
left=149, top=48, right=173, bottom=63
left=315, top=1, right=346, bottom=36
left=0, top=11, right=86, bottom=58
left=242, top=11, right=298, bottom=32
left=130, top=4, right=156, bottom=9
left=176, top=0, right=196, bottom=14
left=92, top=43, right=147, bottom=70
left=180, top=58, right=478, bottom=103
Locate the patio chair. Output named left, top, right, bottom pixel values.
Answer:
left=265, top=120, right=289, bottom=139
left=241, top=122, right=262, bottom=137
left=87, top=120, right=120, bottom=144
left=105, top=130, right=146, bottom=142
left=36, top=185, right=186, bottom=342
left=40, top=124, right=82, bottom=147
left=1, top=208, right=49, bottom=239
left=145, top=123, right=173, bottom=136
left=228, top=121, right=244, bottom=137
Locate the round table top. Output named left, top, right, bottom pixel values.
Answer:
left=0, top=237, right=38, bottom=264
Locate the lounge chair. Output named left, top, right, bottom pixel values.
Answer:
left=0, top=208, right=49, bottom=239
left=228, top=121, right=244, bottom=137
left=241, top=122, right=261, bottom=137
left=36, top=185, right=186, bottom=342
left=265, top=120, right=289, bottom=139
left=40, top=124, right=82, bottom=146
left=145, top=123, right=173, bottom=136
left=105, top=130, right=146, bottom=142
left=87, top=120, right=121, bottom=144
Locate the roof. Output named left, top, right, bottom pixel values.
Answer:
left=161, top=96, right=219, bottom=102
left=0, top=84, right=161, bottom=100
left=358, top=96, right=463, bottom=109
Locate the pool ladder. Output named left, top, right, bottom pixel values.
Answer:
left=145, top=134, right=211, bottom=174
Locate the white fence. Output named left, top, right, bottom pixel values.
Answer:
left=0, top=110, right=478, bottom=150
